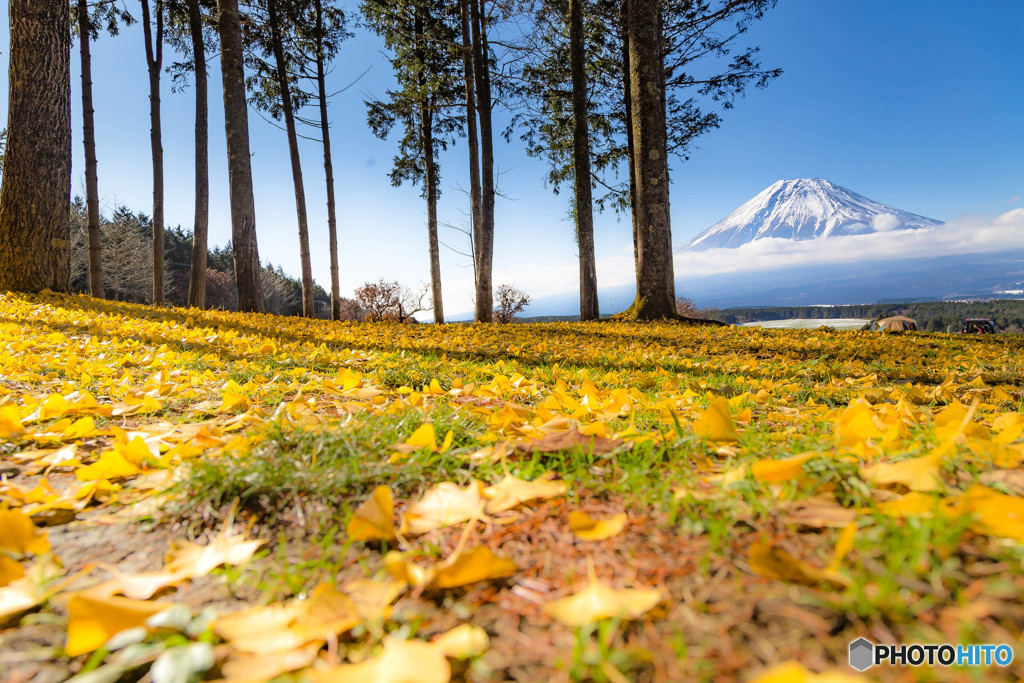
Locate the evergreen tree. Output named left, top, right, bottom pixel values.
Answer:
left=140, top=0, right=167, bottom=305
left=217, top=0, right=264, bottom=312
left=363, top=0, right=465, bottom=323
left=243, top=0, right=317, bottom=316
left=166, top=0, right=217, bottom=308
left=75, top=1, right=135, bottom=299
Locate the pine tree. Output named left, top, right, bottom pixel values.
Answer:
left=74, top=0, right=135, bottom=300
left=216, top=0, right=263, bottom=312
left=166, top=0, right=215, bottom=308
left=363, top=0, right=464, bottom=324
left=140, top=0, right=166, bottom=305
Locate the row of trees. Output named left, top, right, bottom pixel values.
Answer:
left=0, top=0, right=779, bottom=321
left=69, top=197, right=334, bottom=315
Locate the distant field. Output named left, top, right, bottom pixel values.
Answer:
left=740, top=317, right=872, bottom=329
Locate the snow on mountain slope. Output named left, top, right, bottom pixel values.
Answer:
left=686, top=178, right=941, bottom=250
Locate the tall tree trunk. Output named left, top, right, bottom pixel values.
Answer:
left=141, top=0, right=165, bottom=305
left=314, top=0, right=341, bottom=320
left=570, top=0, right=598, bottom=321
left=415, top=11, right=443, bottom=323
left=77, top=0, right=103, bottom=298
left=216, top=0, right=262, bottom=312
left=470, top=0, right=493, bottom=321
left=620, top=0, right=638, bottom=269
left=268, top=0, right=314, bottom=317
left=186, top=0, right=209, bottom=308
left=625, top=0, right=675, bottom=319
left=0, top=0, right=71, bottom=293
left=458, top=0, right=482, bottom=302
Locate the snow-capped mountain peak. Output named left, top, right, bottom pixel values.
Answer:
left=686, top=178, right=941, bottom=250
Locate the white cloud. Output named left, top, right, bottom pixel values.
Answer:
left=672, top=209, right=1024, bottom=279
left=871, top=213, right=901, bottom=232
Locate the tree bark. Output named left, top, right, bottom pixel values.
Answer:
left=620, top=0, right=638, bottom=270
left=314, top=0, right=341, bottom=320
left=415, top=11, right=444, bottom=324
left=624, top=0, right=675, bottom=319
left=458, top=0, right=482, bottom=306
left=141, top=0, right=165, bottom=305
left=570, top=0, right=598, bottom=321
left=77, top=0, right=104, bottom=298
left=268, top=0, right=314, bottom=317
left=470, top=0, right=493, bottom=321
left=216, top=0, right=263, bottom=312
left=186, top=0, right=209, bottom=308
left=0, top=0, right=72, bottom=293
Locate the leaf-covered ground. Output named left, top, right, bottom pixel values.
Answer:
left=2, top=292, right=1024, bottom=682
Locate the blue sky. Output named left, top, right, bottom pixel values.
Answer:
left=1, top=0, right=1022, bottom=316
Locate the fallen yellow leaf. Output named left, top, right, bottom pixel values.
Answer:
left=861, top=451, right=945, bottom=492
left=65, top=589, right=175, bottom=656
left=483, top=474, right=567, bottom=513
left=569, top=510, right=628, bottom=541
left=305, top=638, right=451, bottom=683
left=403, top=481, right=486, bottom=535
left=0, top=508, right=50, bottom=555
left=347, top=485, right=397, bottom=542
left=691, top=397, right=740, bottom=442
left=748, top=540, right=850, bottom=589
left=544, top=573, right=661, bottom=627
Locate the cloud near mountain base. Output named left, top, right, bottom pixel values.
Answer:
left=673, top=208, right=1024, bottom=278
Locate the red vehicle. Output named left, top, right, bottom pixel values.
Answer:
left=961, top=319, right=996, bottom=334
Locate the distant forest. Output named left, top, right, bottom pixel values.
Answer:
left=718, top=301, right=1024, bottom=333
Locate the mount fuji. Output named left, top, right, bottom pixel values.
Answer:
left=687, top=178, right=942, bottom=250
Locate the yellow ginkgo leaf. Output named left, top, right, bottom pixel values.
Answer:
left=430, top=546, right=517, bottom=589
left=433, top=624, right=489, bottom=659
left=290, top=583, right=362, bottom=641
left=219, top=381, right=250, bottom=413
left=385, top=546, right=516, bottom=591
left=691, top=397, right=740, bottom=442
left=861, top=451, right=945, bottom=492
left=0, top=508, right=51, bottom=555
left=65, top=589, right=175, bottom=656
left=0, top=554, right=26, bottom=587
left=569, top=510, right=627, bottom=541
left=405, top=423, right=437, bottom=451
left=305, top=638, right=451, bottom=683
left=877, top=492, right=944, bottom=518
left=62, top=416, right=98, bottom=440
left=403, top=481, right=486, bottom=535
left=165, top=529, right=264, bottom=577
left=89, top=565, right=192, bottom=601
left=544, top=572, right=660, bottom=627
left=347, top=486, right=397, bottom=542
left=951, top=485, right=1024, bottom=542
left=216, top=585, right=360, bottom=653
left=439, top=429, right=455, bottom=453
left=75, top=449, right=141, bottom=482
left=343, top=578, right=405, bottom=621
left=0, top=406, right=25, bottom=439
left=751, top=452, right=816, bottom=484
left=483, top=474, right=567, bottom=513
left=214, top=602, right=308, bottom=654
left=748, top=540, right=850, bottom=589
